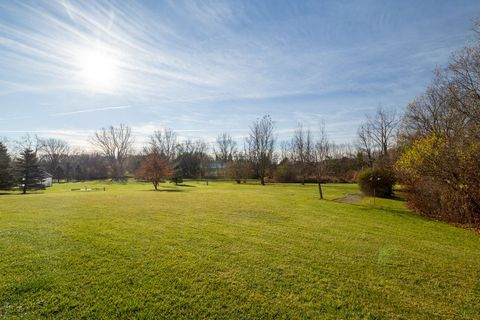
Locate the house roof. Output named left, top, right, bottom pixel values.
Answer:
left=40, top=169, right=53, bottom=178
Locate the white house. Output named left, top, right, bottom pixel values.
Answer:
left=41, top=170, right=53, bottom=188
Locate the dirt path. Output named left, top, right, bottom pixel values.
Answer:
left=335, top=193, right=363, bottom=204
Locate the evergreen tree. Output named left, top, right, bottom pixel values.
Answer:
left=170, top=160, right=183, bottom=185
left=0, top=142, right=14, bottom=190
left=15, top=148, right=44, bottom=194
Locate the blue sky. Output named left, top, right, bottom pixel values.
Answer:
left=0, top=0, right=479, bottom=149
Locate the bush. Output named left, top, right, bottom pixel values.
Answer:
left=357, top=167, right=395, bottom=198
left=396, top=134, right=480, bottom=226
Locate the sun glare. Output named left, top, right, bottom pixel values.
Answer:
left=75, top=46, right=120, bottom=91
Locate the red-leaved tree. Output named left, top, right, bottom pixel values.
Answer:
left=136, top=153, right=173, bottom=190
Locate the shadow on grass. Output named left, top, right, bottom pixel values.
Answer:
left=0, top=192, right=44, bottom=195
left=329, top=194, right=410, bottom=216
left=146, top=189, right=185, bottom=192
left=143, top=188, right=185, bottom=192
left=363, top=205, right=410, bottom=215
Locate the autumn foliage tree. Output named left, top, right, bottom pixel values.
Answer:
left=396, top=20, right=480, bottom=226
left=136, top=153, right=173, bottom=190
left=397, top=134, right=480, bottom=225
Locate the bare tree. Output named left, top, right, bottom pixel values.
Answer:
left=227, top=150, right=251, bottom=184
left=292, top=125, right=313, bottom=184
left=246, top=115, right=275, bottom=185
left=147, top=128, right=177, bottom=162
left=197, top=140, right=209, bottom=181
left=447, top=44, right=480, bottom=126
left=14, top=134, right=41, bottom=155
left=69, top=152, right=109, bottom=181
left=215, top=133, right=237, bottom=163
left=90, top=124, right=134, bottom=180
left=279, top=140, right=291, bottom=161
left=367, top=107, right=398, bottom=159
left=405, top=88, right=466, bottom=139
left=313, top=122, right=331, bottom=199
left=214, top=133, right=237, bottom=178
left=38, top=138, right=70, bottom=182
left=356, top=123, right=375, bottom=167
left=176, top=139, right=209, bottom=179
left=331, top=143, right=354, bottom=160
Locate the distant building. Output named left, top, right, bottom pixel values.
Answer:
left=207, top=161, right=225, bottom=177
left=40, top=170, right=53, bottom=188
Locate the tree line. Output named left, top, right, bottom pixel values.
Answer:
left=0, top=108, right=393, bottom=197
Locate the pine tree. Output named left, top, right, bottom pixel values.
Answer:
left=0, top=142, right=14, bottom=190
left=169, top=160, right=183, bottom=185
left=15, top=148, right=44, bottom=194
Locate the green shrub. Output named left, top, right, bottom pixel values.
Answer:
left=357, top=167, right=395, bottom=198
left=170, top=176, right=183, bottom=185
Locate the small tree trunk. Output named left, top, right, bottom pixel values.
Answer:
left=318, top=181, right=323, bottom=199
left=260, top=176, right=265, bottom=185
left=154, top=182, right=158, bottom=190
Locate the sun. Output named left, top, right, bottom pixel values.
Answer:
left=75, top=45, right=120, bottom=91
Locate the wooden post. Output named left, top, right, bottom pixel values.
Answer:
left=318, top=182, right=323, bottom=199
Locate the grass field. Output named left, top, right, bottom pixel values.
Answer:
left=1, top=181, right=479, bottom=319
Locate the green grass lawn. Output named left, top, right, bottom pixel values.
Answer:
left=1, top=181, right=479, bottom=319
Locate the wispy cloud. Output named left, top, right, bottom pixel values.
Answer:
left=1, top=0, right=469, bottom=101
left=0, top=0, right=478, bottom=145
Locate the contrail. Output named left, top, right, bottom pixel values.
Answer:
left=50, top=105, right=131, bottom=117
left=0, top=105, right=132, bottom=121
